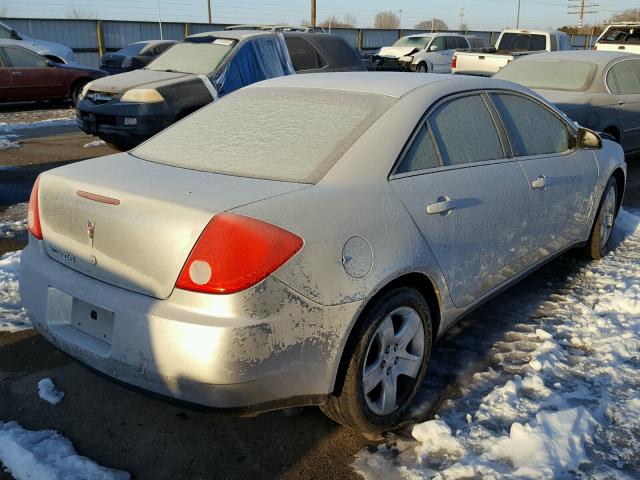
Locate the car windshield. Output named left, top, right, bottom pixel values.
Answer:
left=117, top=43, right=147, bottom=55
left=393, top=36, right=431, bottom=48
left=600, top=26, right=640, bottom=44
left=133, top=87, right=396, bottom=183
left=146, top=37, right=236, bottom=75
left=494, top=59, right=597, bottom=92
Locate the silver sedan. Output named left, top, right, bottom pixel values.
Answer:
left=19, top=72, right=626, bottom=434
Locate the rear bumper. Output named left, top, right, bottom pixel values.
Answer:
left=19, top=239, right=362, bottom=411
left=76, top=98, right=176, bottom=146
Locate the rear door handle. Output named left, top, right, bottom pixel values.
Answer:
left=427, top=198, right=457, bottom=214
left=531, top=175, right=548, bottom=190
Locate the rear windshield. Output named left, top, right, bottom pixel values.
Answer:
left=393, top=36, right=431, bottom=49
left=117, top=43, right=146, bottom=55
left=133, top=87, right=395, bottom=183
left=600, top=26, right=640, bottom=44
left=494, top=59, right=597, bottom=91
left=146, top=37, right=236, bottom=75
left=498, top=33, right=547, bottom=52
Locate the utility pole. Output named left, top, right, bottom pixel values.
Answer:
left=516, top=0, right=521, bottom=29
left=459, top=7, right=465, bottom=31
left=398, top=9, right=403, bottom=30
left=157, top=0, right=163, bottom=39
left=311, top=0, right=316, bottom=28
left=568, top=0, right=599, bottom=33
left=207, top=0, right=212, bottom=23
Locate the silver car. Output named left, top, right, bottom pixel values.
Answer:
left=20, top=72, right=626, bottom=434
left=494, top=50, right=640, bottom=156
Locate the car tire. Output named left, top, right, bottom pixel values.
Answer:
left=584, top=176, right=618, bottom=260
left=71, top=80, right=90, bottom=107
left=320, top=287, right=432, bottom=434
left=416, top=63, right=428, bottom=73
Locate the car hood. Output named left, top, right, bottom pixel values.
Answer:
left=19, top=35, right=75, bottom=60
left=86, top=69, right=197, bottom=94
left=378, top=46, right=418, bottom=59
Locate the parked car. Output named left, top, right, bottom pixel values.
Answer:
left=99, top=40, right=177, bottom=75
left=0, top=43, right=106, bottom=104
left=78, top=31, right=365, bottom=149
left=371, top=33, right=484, bottom=72
left=283, top=32, right=366, bottom=72
left=0, top=20, right=75, bottom=64
left=399, top=35, right=487, bottom=73
left=494, top=50, right=640, bottom=155
left=21, top=72, right=625, bottom=434
left=595, top=23, right=640, bottom=54
left=77, top=30, right=295, bottom=149
left=452, top=29, right=572, bottom=76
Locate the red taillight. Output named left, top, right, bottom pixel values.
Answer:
left=176, top=213, right=303, bottom=294
left=27, top=175, right=43, bottom=239
left=451, top=54, right=457, bottom=69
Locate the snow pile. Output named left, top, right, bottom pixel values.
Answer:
left=83, top=139, right=106, bottom=148
left=355, top=208, right=640, bottom=479
left=0, top=117, right=75, bottom=132
left=0, top=251, right=30, bottom=332
left=38, top=378, right=65, bottom=405
left=0, top=134, right=20, bottom=150
left=0, top=422, right=130, bottom=480
left=0, top=203, right=28, bottom=239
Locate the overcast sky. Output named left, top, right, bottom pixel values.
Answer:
left=1, top=0, right=637, bottom=31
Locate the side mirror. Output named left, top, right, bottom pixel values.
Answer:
left=429, top=44, right=440, bottom=52
left=577, top=127, right=602, bottom=150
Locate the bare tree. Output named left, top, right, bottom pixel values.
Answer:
left=609, top=8, right=640, bottom=22
left=374, top=10, right=400, bottom=29
left=414, top=18, right=448, bottom=31
left=319, top=14, right=356, bottom=28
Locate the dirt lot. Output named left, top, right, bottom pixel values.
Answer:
left=1, top=104, right=639, bottom=479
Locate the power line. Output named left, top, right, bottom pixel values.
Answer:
left=568, top=0, right=599, bottom=31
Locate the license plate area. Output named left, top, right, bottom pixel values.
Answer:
left=71, top=299, right=115, bottom=344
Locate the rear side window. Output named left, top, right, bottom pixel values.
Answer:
left=444, top=37, right=458, bottom=50
left=600, top=27, right=640, bottom=44
left=316, top=36, right=361, bottom=67
left=4, top=47, right=47, bottom=68
left=396, top=125, right=440, bottom=173
left=607, top=60, right=640, bottom=94
left=285, top=37, right=325, bottom=71
left=456, top=37, right=469, bottom=49
left=491, top=93, right=570, bottom=156
left=550, top=35, right=558, bottom=51
left=429, top=95, right=504, bottom=166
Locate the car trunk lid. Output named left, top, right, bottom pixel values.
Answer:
left=38, top=153, right=307, bottom=299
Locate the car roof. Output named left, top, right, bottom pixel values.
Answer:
left=512, top=50, right=639, bottom=65
left=249, top=71, right=523, bottom=98
left=187, top=30, right=274, bottom=41
left=406, top=32, right=462, bottom=38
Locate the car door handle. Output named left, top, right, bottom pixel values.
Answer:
left=427, top=199, right=457, bottom=214
left=531, top=175, right=548, bottom=190
left=11, top=71, right=23, bottom=76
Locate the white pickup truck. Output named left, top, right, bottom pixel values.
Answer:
left=595, top=23, right=640, bottom=54
left=452, top=29, right=572, bottom=76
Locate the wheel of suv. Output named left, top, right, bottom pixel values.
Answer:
left=71, top=79, right=90, bottom=106
left=584, top=176, right=617, bottom=260
left=416, top=62, right=428, bottom=73
left=321, top=287, right=432, bottom=433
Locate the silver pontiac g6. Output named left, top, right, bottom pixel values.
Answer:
left=20, top=73, right=626, bottom=433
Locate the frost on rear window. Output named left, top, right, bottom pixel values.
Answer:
left=133, top=87, right=395, bottom=183
left=494, top=59, right=597, bottom=92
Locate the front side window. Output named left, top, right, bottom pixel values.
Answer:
left=4, top=47, right=48, bottom=68
left=607, top=60, right=640, bottom=95
left=430, top=37, right=446, bottom=51
left=491, top=93, right=571, bottom=157
left=429, top=94, right=504, bottom=166
left=396, top=124, right=441, bottom=174
left=0, top=24, right=12, bottom=39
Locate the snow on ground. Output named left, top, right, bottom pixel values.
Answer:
left=37, top=378, right=65, bottom=405
left=0, top=251, right=30, bottom=333
left=84, top=139, right=106, bottom=148
left=0, top=117, right=76, bottom=133
left=0, top=134, right=20, bottom=150
left=0, top=204, right=28, bottom=239
left=0, top=422, right=130, bottom=480
left=355, top=209, right=640, bottom=480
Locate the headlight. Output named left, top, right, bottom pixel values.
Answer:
left=80, top=82, right=92, bottom=98
left=120, top=89, right=164, bottom=103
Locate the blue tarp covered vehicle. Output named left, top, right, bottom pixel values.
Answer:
left=76, top=30, right=295, bottom=149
